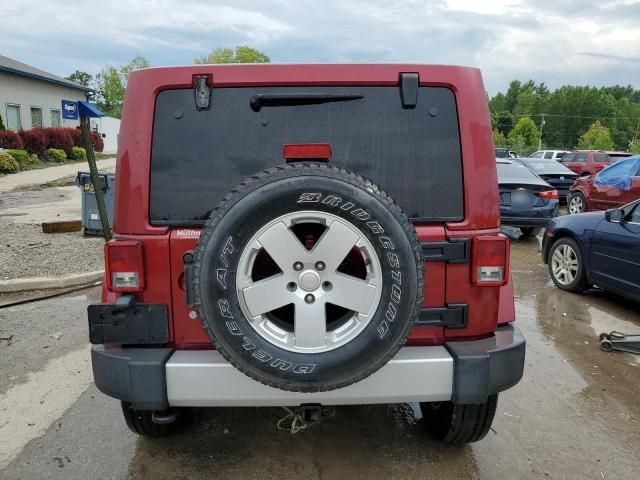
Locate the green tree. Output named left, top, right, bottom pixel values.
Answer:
left=507, top=116, right=540, bottom=148
left=195, top=45, right=270, bottom=64
left=630, top=139, right=640, bottom=154
left=94, top=56, right=150, bottom=118
left=577, top=121, right=614, bottom=150
left=492, top=129, right=507, bottom=146
left=66, top=70, right=93, bottom=87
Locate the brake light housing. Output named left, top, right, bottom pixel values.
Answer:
left=538, top=189, right=559, bottom=200
left=105, top=241, right=145, bottom=292
left=471, top=235, right=509, bottom=286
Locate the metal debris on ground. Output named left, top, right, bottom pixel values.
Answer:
left=599, top=331, right=640, bottom=354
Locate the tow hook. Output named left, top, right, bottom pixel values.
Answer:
left=599, top=331, right=640, bottom=354
left=277, top=404, right=336, bottom=434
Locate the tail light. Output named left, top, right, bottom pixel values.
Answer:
left=471, top=236, right=509, bottom=286
left=283, top=143, right=332, bottom=160
left=538, top=190, right=559, bottom=200
left=105, top=241, right=144, bottom=292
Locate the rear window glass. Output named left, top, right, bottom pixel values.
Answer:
left=523, top=160, right=565, bottom=173
left=497, top=162, right=538, bottom=179
left=150, top=86, right=463, bottom=225
left=594, top=154, right=610, bottom=162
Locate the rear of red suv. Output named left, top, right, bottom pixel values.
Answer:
left=89, top=64, right=525, bottom=444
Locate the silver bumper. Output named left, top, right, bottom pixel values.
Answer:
left=166, top=346, right=454, bottom=407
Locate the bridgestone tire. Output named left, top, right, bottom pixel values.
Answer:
left=420, top=394, right=498, bottom=444
left=192, top=163, right=424, bottom=392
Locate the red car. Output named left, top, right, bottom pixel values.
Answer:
left=568, top=156, right=640, bottom=214
left=88, top=64, right=524, bottom=444
left=559, top=150, right=631, bottom=176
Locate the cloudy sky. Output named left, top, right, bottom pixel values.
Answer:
left=1, top=0, right=639, bottom=94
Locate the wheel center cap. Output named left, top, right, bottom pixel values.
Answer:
left=299, top=270, right=320, bottom=292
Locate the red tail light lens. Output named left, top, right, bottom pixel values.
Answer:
left=538, top=190, right=559, bottom=200
left=472, top=236, right=509, bottom=286
left=105, top=241, right=144, bottom=292
left=283, top=143, right=332, bottom=160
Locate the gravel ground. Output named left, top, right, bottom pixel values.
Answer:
left=0, top=224, right=104, bottom=279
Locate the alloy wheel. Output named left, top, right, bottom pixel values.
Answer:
left=551, top=244, right=579, bottom=285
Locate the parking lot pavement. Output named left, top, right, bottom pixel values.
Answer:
left=1, top=238, right=639, bottom=479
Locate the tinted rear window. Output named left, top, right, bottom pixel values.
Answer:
left=522, top=160, right=565, bottom=173
left=150, top=86, right=463, bottom=225
left=497, top=162, right=538, bottom=179
left=594, top=153, right=610, bottom=162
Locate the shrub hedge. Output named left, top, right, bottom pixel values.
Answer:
left=0, top=131, right=25, bottom=149
left=0, top=152, right=20, bottom=173
left=19, top=129, right=47, bottom=154
left=42, top=148, right=67, bottom=163
left=7, top=149, right=42, bottom=170
left=69, top=146, right=87, bottom=161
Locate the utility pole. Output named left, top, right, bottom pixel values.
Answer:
left=538, top=114, right=545, bottom=150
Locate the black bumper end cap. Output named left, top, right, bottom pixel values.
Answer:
left=446, top=324, right=525, bottom=405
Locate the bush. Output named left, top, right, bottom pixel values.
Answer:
left=89, top=131, right=104, bottom=152
left=19, top=129, right=47, bottom=154
left=0, top=152, right=20, bottom=173
left=69, top=128, right=82, bottom=146
left=0, top=130, right=25, bottom=149
left=69, top=146, right=87, bottom=161
left=7, top=149, right=41, bottom=170
left=41, top=128, right=75, bottom=154
left=42, top=148, right=67, bottom=163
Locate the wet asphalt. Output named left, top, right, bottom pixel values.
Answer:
left=1, top=235, right=639, bottom=479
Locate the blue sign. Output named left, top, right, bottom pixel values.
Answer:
left=62, top=100, right=78, bottom=120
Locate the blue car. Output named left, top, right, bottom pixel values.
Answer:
left=497, top=159, right=560, bottom=237
left=542, top=199, right=640, bottom=301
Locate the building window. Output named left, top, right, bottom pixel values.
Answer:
left=31, top=107, right=42, bottom=128
left=6, top=104, right=21, bottom=130
left=50, top=109, right=61, bottom=127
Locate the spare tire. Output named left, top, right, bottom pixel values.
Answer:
left=192, top=162, right=423, bottom=392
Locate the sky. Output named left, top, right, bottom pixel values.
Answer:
left=1, top=0, right=639, bottom=95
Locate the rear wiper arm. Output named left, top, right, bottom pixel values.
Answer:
left=250, top=93, right=363, bottom=112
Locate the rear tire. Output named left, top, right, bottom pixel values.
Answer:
left=121, top=402, right=187, bottom=437
left=568, top=192, right=586, bottom=214
left=547, top=237, right=588, bottom=293
left=420, top=395, right=498, bottom=444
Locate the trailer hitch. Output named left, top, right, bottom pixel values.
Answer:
left=277, top=405, right=336, bottom=434
left=599, top=331, right=640, bottom=354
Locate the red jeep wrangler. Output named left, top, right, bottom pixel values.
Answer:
left=89, top=64, right=525, bottom=444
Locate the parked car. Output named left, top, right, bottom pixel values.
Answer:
left=559, top=150, right=632, bottom=176
left=495, top=147, right=518, bottom=158
left=88, top=64, right=525, bottom=445
left=567, top=155, right=640, bottom=214
left=513, top=157, right=578, bottom=201
left=542, top=199, right=640, bottom=302
left=497, top=159, right=559, bottom=236
left=530, top=150, right=571, bottom=160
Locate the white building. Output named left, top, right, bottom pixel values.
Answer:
left=90, top=116, right=121, bottom=154
left=0, top=54, right=90, bottom=131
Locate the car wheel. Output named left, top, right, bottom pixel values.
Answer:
left=420, top=394, right=498, bottom=444
left=568, top=192, right=586, bottom=214
left=548, top=237, right=588, bottom=292
left=519, top=227, right=540, bottom=238
left=192, top=162, right=424, bottom=392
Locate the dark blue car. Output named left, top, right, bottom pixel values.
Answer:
left=542, top=199, right=640, bottom=302
left=497, top=159, right=560, bottom=237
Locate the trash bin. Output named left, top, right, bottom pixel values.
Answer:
left=75, top=171, right=115, bottom=236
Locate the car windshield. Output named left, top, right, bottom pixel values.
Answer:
left=521, top=159, right=573, bottom=174
left=497, top=162, right=539, bottom=179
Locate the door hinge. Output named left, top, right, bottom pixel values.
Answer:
left=421, top=239, right=469, bottom=263
left=194, top=75, right=211, bottom=111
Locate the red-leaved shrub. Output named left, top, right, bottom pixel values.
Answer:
left=41, top=128, right=74, bottom=155
left=89, top=132, right=104, bottom=153
left=19, top=129, right=47, bottom=154
left=0, top=131, right=24, bottom=150
left=69, top=128, right=82, bottom=147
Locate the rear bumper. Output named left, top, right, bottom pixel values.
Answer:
left=91, top=325, right=525, bottom=409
